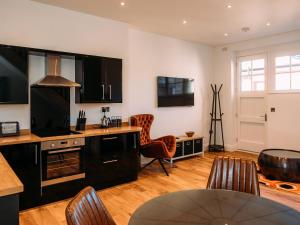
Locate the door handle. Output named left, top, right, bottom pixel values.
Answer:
left=101, top=84, right=105, bottom=100
left=265, top=113, right=267, bottom=122
left=109, top=85, right=112, bottom=100
left=260, top=114, right=267, bottom=122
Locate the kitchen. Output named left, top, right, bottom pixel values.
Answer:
left=0, top=44, right=141, bottom=225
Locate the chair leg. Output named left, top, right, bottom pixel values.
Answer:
left=141, top=158, right=157, bottom=170
left=158, top=159, right=169, bottom=176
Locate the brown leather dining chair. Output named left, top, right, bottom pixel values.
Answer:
left=130, top=114, right=176, bottom=176
left=65, top=186, right=116, bottom=225
left=207, top=157, right=260, bottom=196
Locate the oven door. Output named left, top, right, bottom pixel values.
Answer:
left=41, top=146, right=85, bottom=187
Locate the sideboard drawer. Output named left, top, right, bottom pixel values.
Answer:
left=194, top=139, right=203, bottom=153
left=184, top=140, right=193, bottom=155
left=174, top=142, right=183, bottom=158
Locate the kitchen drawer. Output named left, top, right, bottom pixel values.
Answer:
left=194, top=139, right=203, bottom=153
left=184, top=140, right=193, bottom=155
left=174, top=142, right=183, bottom=158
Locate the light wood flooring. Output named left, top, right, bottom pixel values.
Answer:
left=20, top=151, right=300, bottom=225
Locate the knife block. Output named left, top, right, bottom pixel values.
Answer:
left=76, top=118, right=86, bottom=131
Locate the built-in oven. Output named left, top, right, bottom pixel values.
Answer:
left=41, top=137, right=85, bottom=188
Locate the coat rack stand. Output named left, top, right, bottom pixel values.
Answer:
left=209, top=84, right=225, bottom=152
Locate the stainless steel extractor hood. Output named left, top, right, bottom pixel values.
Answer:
left=34, top=54, right=80, bottom=87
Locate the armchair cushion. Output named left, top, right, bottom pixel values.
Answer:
left=141, top=141, right=170, bottom=159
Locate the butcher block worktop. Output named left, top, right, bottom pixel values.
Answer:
left=0, top=153, right=23, bottom=197
left=0, top=126, right=141, bottom=146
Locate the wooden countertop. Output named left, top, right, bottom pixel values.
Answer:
left=0, top=126, right=142, bottom=146
left=0, top=153, right=23, bottom=197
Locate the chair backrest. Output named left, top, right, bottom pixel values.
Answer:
left=130, top=114, right=154, bottom=145
left=207, top=157, right=260, bottom=196
left=65, top=186, right=116, bottom=225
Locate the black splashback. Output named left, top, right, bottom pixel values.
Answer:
left=31, top=86, right=70, bottom=135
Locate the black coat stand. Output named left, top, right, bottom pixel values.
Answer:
left=209, top=84, right=225, bottom=152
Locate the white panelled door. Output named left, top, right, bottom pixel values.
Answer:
left=237, top=54, right=267, bottom=153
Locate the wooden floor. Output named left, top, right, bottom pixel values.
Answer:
left=19, top=151, right=300, bottom=225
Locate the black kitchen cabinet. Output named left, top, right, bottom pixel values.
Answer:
left=75, top=55, right=122, bottom=103
left=1, top=143, right=41, bottom=210
left=85, top=132, right=139, bottom=190
left=0, top=45, right=28, bottom=104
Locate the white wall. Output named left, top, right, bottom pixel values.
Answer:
left=127, top=29, right=212, bottom=138
left=213, top=30, right=300, bottom=151
left=0, top=0, right=213, bottom=140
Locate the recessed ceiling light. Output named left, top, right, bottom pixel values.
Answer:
left=241, top=27, right=250, bottom=32
left=120, top=2, right=125, bottom=6
left=266, top=22, right=271, bottom=26
left=183, top=20, right=187, bottom=25
left=224, top=33, right=229, bottom=37
left=226, top=4, right=232, bottom=9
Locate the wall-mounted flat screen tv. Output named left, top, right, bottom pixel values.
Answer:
left=157, top=76, right=194, bottom=107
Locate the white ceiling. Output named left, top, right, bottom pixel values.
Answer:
left=32, top=0, right=300, bottom=46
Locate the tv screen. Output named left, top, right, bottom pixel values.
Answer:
left=157, top=76, right=194, bottom=107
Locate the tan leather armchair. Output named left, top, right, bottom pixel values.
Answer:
left=65, top=186, right=116, bottom=225
left=130, top=114, right=176, bottom=176
left=207, top=157, right=260, bottom=196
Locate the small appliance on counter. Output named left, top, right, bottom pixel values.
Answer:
left=111, top=116, right=122, bottom=127
left=0, top=121, right=20, bottom=137
left=100, top=107, right=111, bottom=128
left=76, top=110, right=86, bottom=131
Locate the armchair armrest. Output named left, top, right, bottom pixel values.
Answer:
left=153, top=135, right=176, bottom=153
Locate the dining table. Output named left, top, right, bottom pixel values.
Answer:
left=129, top=189, right=300, bottom=225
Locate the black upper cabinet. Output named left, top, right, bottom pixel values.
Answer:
left=75, top=56, right=122, bottom=103
left=0, top=45, right=28, bottom=104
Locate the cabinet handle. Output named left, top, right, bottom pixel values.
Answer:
left=102, top=136, right=118, bottom=141
left=103, top=159, right=118, bottom=164
left=35, top=144, right=38, bottom=165
left=176, top=144, right=180, bottom=148
left=186, top=142, right=191, bottom=146
left=101, top=84, right=105, bottom=100
left=109, top=85, right=112, bottom=100
left=133, top=133, right=137, bottom=149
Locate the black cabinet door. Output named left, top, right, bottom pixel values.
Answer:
left=85, top=133, right=139, bottom=190
left=0, top=45, right=28, bottom=104
left=75, top=56, right=122, bottom=103
left=102, top=58, right=122, bottom=103
left=75, top=56, right=104, bottom=103
left=1, top=143, right=41, bottom=210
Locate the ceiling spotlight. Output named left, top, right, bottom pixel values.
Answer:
left=183, top=20, right=187, bottom=25
left=120, top=2, right=125, bottom=6
left=266, top=22, right=271, bottom=26
left=224, top=33, right=229, bottom=37
left=226, top=4, right=232, bottom=9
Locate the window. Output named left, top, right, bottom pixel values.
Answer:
left=239, top=57, right=265, bottom=92
left=275, top=54, right=300, bottom=91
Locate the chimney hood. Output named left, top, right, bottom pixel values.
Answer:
left=34, top=54, right=80, bottom=87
